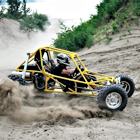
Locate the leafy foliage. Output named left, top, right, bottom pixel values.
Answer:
left=7, top=0, right=22, bottom=18
left=54, top=22, right=94, bottom=51
left=54, top=0, right=140, bottom=51
left=20, top=12, right=49, bottom=31
left=133, top=0, right=140, bottom=16
left=0, top=0, right=49, bottom=31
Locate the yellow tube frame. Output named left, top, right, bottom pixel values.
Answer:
left=16, top=46, right=117, bottom=96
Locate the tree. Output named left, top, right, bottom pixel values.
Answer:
left=22, top=0, right=26, bottom=15
left=7, top=0, right=22, bottom=18
left=0, top=0, right=49, bottom=31
left=6, top=0, right=30, bottom=18
left=22, top=0, right=30, bottom=16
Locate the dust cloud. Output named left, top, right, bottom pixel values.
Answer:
left=0, top=78, right=113, bottom=124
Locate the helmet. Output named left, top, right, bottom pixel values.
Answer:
left=57, top=53, right=70, bottom=66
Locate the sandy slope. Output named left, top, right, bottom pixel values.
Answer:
left=0, top=19, right=140, bottom=140
left=0, top=18, right=60, bottom=70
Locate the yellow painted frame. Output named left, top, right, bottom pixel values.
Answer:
left=16, top=46, right=117, bottom=96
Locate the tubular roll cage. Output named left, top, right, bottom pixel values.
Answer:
left=16, top=46, right=116, bottom=95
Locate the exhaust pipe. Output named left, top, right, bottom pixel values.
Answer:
left=11, top=71, right=30, bottom=78
left=11, top=53, right=30, bottom=79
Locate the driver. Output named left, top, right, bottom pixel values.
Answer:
left=52, top=53, right=75, bottom=92
left=53, top=53, right=75, bottom=77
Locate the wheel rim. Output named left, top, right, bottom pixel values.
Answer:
left=121, top=81, right=131, bottom=94
left=106, top=92, right=122, bottom=109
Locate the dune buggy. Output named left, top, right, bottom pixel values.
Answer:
left=8, top=46, right=135, bottom=111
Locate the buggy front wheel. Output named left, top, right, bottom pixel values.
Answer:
left=97, top=85, right=128, bottom=111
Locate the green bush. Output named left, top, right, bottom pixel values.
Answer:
left=111, top=21, right=119, bottom=34
left=54, top=0, right=140, bottom=51
left=54, top=23, right=94, bottom=51
left=133, top=0, right=140, bottom=16
left=20, top=12, right=49, bottom=31
left=0, top=0, right=49, bottom=32
left=54, top=0, right=127, bottom=50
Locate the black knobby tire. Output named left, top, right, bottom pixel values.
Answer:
left=33, top=73, right=45, bottom=91
left=97, top=85, right=128, bottom=111
left=8, top=74, right=27, bottom=85
left=118, top=75, right=135, bottom=97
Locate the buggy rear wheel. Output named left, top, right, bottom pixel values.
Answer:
left=33, top=73, right=45, bottom=91
left=117, top=75, right=135, bottom=97
left=97, top=85, right=128, bottom=111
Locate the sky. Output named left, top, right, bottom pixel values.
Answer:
left=27, top=0, right=102, bottom=20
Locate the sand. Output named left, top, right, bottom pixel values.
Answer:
left=0, top=18, right=140, bottom=140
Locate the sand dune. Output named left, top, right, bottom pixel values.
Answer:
left=0, top=18, right=60, bottom=70
left=0, top=19, right=140, bottom=140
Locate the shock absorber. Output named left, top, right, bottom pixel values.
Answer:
left=22, top=53, right=30, bottom=79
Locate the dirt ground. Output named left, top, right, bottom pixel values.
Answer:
left=0, top=19, right=140, bottom=140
